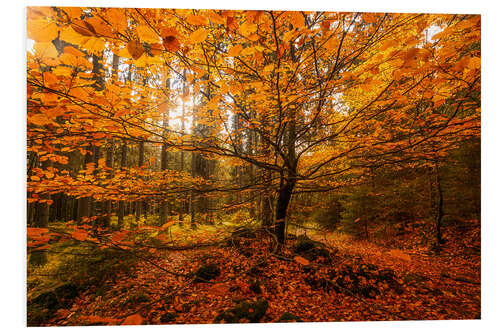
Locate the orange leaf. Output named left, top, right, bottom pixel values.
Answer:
left=72, top=229, right=88, bottom=242
left=294, top=255, right=310, bottom=265
left=27, top=227, right=49, bottom=239
left=186, top=14, right=209, bottom=26
left=190, top=28, right=208, bottom=44
left=162, top=34, right=180, bottom=52
left=227, top=44, right=243, bottom=57
left=122, top=314, right=143, bottom=325
left=127, top=40, right=144, bottom=60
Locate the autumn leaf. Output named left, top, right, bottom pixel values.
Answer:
left=127, top=40, right=145, bottom=59
left=289, top=12, right=305, bottom=29
left=137, top=25, right=159, bottom=44
left=33, top=42, right=59, bottom=58
left=294, top=255, right=310, bottom=265
left=122, top=314, right=143, bottom=325
left=227, top=44, right=243, bottom=57
left=190, top=28, right=208, bottom=44
left=27, top=227, right=49, bottom=238
left=71, top=20, right=96, bottom=36
left=27, top=20, right=59, bottom=42
left=72, top=229, right=89, bottom=242
left=240, top=22, right=257, bottom=36
left=186, top=14, right=209, bottom=26
left=162, top=27, right=181, bottom=52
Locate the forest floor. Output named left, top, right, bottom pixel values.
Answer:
left=27, top=219, right=480, bottom=326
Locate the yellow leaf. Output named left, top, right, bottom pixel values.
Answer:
left=117, top=46, right=133, bottom=59
left=81, top=37, right=106, bottom=55
left=468, top=57, right=481, bottom=70
left=137, top=25, right=159, bottom=44
left=59, top=26, right=86, bottom=45
left=33, top=42, right=58, bottom=58
left=106, top=8, right=128, bottom=32
left=63, top=46, right=85, bottom=57
left=186, top=14, right=209, bottom=26
left=27, top=20, right=59, bottom=42
left=207, top=11, right=225, bottom=25
left=289, top=12, right=305, bottom=29
left=240, top=22, right=257, bottom=36
left=71, top=20, right=95, bottom=37
left=190, top=28, right=208, bottom=44
left=227, top=44, right=243, bottom=57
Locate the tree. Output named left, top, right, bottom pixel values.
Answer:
left=26, top=8, right=480, bottom=246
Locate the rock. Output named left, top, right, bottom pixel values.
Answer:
left=194, top=263, right=220, bottom=282
left=278, top=312, right=303, bottom=322
left=293, top=235, right=335, bottom=262
left=28, top=282, right=81, bottom=326
left=214, top=298, right=269, bottom=323
left=294, top=235, right=317, bottom=253
left=30, top=291, right=60, bottom=311
left=54, top=283, right=79, bottom=302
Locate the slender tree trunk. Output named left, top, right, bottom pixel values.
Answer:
left=434, top=160, right=444, bottom=245
left=135, top=141, right=145, bottom=225
left=104, top=138, right=114, bottom=228
left=178, top=74, right=186, bottom=226
left=77, top=145, right=93, bottom=224
left=92, top=145, right=100, bottom=221
left=117, top=139, right=127, bottom=229
left=159, top=77, right=170, bottom=226
left=159, top=138, right=169, bottom=226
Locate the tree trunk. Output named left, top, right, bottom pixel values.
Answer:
left=274, top=179, right=295, bottom=244
left=77, top=145, right=93, bottom=224
left=117, top=139, right=127, bottom=229
left=159, top=136, right=168, bottom=226
left=104, top=138, right=114, bottom=228
left=434, top=160, right=444, bottom=245
left=135, top=141, right=145, bottom=225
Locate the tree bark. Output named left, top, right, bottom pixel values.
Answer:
left=135, top=141, right=145, bottom=225
left=104, top=138, right=114, bottom=228
left=275, top=179, right=295, bottom=244
left=117, top=139, right=127, bottom=229
left=434, top=160, right=444, bottom=245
